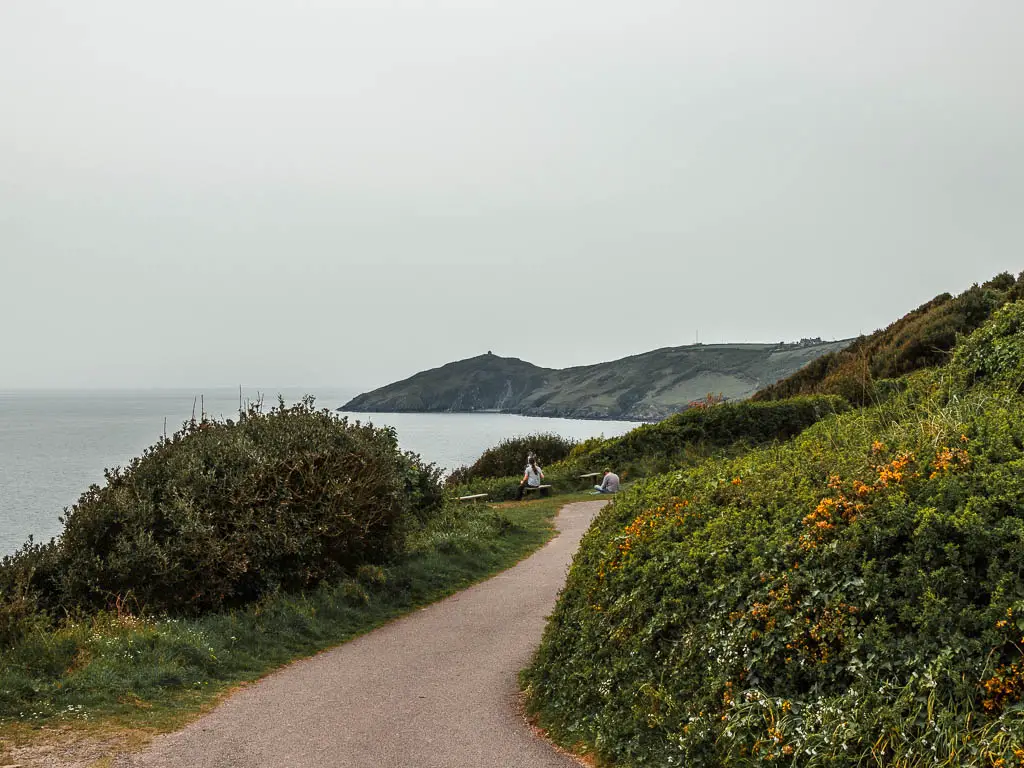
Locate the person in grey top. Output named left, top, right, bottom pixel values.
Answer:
left=594, top=468, right=619, bottom=493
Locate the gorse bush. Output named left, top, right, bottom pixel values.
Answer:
left=754, top=272, right=1024, bottom=405
left=445, top=433, right=577, bottom=486
left=0, top=397, right=444, bottom=631
left=524, top=303, right=1024, bottom=766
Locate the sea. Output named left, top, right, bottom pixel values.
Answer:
left=0, top=388, right=639, bottom=556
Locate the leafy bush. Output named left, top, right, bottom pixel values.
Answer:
left=754, top=272, right=1023, bottom=404
left=948, top=299, right=1024, bottom=394
left=524, top=311, right=1024, bottom=766
left=568, top=395, right=848, bottom=473
left=0, top=541, right=59, bottom=648
left=445, top=433, right=577, bottom=486
left=0, top=398, right=444, bottom=623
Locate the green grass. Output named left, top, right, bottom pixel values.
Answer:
left=0, top=494, right=593, bottom=743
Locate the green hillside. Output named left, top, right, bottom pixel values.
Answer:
left=343, top=340, right=851, bottom=421
left=754, top=272, right=1024, bottom=404
left=343, top=353, right=551, bottom=414
left=522, top=299, right=1024, bottom=765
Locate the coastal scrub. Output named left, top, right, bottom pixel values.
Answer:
left=523, top=302, right=1024, bottom=766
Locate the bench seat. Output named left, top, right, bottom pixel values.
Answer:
left=522, top=484, right=552, bottom=496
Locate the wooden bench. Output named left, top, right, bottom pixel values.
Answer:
left=457, top=493, right=489, bottom=503
left=579, top=472, right=601, bottom=482
left=522, top=484, right=552, bottom=497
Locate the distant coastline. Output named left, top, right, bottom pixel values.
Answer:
left=341, top=339, right=853, bottom=422
left=339, top=405, right=657, bottom=423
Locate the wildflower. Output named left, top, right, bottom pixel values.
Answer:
left=875, top=452, right=916, bottom=487
left=982, top=661, right=1024, bottom=712
left=929, top=446, right=971, bottom=479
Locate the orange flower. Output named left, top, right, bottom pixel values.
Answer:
left=875, top=451, right=916, bottom=487
left=929, top=446, right=971, bottom=479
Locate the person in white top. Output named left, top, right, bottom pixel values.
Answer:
left=516, top=457, right=544, bottom=500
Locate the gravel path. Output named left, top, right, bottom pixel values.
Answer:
left=118, top=500, right=605, bottom=768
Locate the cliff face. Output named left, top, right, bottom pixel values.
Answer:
left=341, top=341, right=853, bottom=421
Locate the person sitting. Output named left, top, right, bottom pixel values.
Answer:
left=593, top=468, right=620, bottom=494
left=516, top=457, right=544, bottom=500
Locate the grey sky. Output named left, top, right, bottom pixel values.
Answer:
left=2, top=1, right=1021, bottom=391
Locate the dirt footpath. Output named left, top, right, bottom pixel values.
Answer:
left=115, top=500, right=606, bottom=768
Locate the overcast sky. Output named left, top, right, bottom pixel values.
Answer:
left=1, top=1, right=1021, bottom=391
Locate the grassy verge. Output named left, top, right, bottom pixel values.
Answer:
left=0, top=494, right=594, bottom=757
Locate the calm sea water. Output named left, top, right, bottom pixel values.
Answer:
left=0, top=388, right=638, bottom=555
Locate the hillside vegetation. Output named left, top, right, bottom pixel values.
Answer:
left=523, top=300, right=1024, bottom=766
left=447, top=395, right=847, bottom=502
left=343, top=340, right=851, bottom=421
left=563, top=395, right=848, bottom=477
left=754, top=272, right=1024, bottom=405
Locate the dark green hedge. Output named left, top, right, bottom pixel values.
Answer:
left=574, top=394, right=848, bottom=472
